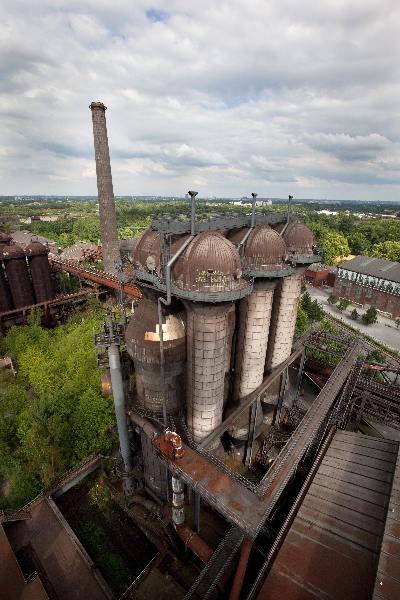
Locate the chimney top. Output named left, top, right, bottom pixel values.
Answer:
left=89, top=101, right=107, bottom=111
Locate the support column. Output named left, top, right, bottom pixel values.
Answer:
left=263, top=269, right=304, bottom=408
left=186, top=302, right=233, bottom=444
left=234, top=280, right=276, bottom=400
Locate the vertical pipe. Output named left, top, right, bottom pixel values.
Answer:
left=229, top=538, right=253, bottom=600
left=193, top=491, right=201, bottom=533
left=188, top=190, right=198, bottom=236
left=294, top=349, right=306, bottom=404
left=89, top=102, right=120, bottom=275
left=108, top=341, right=135, bottom=493
left=251, top=192, right=257, bottom=228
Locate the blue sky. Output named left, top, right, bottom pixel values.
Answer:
left=1, top=0, right=399, bottom=200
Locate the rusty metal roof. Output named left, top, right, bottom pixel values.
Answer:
left=172, top=231, right=249, bottom=295
left=283, top=221, right=315, bottom=256
left=26, top=241, right=48, bottom=256
left=228, top=225, right=289, bottom=275
left=257, top=430, right=399, bottom=600
left=133, top=228, right=162, bottom=276
left=1, top=243, right=26, bottom=260
left=0, top=231, right=11, bottom=245
left=373, top=444, right=400, bottom=599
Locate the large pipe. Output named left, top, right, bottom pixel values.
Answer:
left=129, top=412, right=213, bottom=563
left=237, top=192, right=257, bottom=253
left=229, top=538, right=253, bottom=600
left=188, top=190, right=198, bottom=236
left=108, top=322, right=135, bottom=493
left=89, top=101, right=120, bottom=275
left=175, top=524, right=213, bottom=564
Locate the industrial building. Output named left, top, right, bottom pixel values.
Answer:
left=2, top=103, right=400, bottom=600
left=334, top=255, right=400, bottom=317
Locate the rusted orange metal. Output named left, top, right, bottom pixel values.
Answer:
left=229, top=538, right=253, bottom=600
left=51, top=258, right=142, bottom=299
left=175, top=524, right=213, bottom=564
left=164, top=431, right=184, bottom=460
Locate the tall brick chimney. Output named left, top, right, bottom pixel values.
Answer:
left=89, top=102, right=120, bottom=274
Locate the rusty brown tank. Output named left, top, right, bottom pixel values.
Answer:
left=125, top=293, right=186, bottom=415
left=282, top=220, right=315, bottom=258
left=172, top=231, right=248, bottom=295
left=0, top=262, right=14, bottom=312
left=133, top=228, right=162, bottom=277
left=1, top=244, right=35, bottom=308
left=26, top=241, right=55, bottom=303
left=228, top=225, right=288, bottom=274
left=0, top=232, right=14, bottom=312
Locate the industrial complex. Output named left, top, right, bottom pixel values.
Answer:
left=1, top=103, right=400, bottom=600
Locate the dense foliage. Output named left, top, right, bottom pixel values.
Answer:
left=0, top=303, right=115, bottom=509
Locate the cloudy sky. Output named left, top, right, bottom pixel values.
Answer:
left=1, top=0, right=400, bottom=199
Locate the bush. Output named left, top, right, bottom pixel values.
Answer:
left=350, top=309, right=359, bottom=320
left=327, top=294, right=337, bottom=305
left=338, top=298, right=351, bottom=312
left=362, top=307, right=378, bottom=325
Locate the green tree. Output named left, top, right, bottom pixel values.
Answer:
left=309, top=299, right=323, bottom=322
left=350, top=309, right=359, bottom=320
left=338, top=298, right=351, bottom=312
left=362, top=307, right=378, bottom=325
left=295, top=305, right=309, bottom=336
left=300, top=291, right=312, bottom=316
left=347, top=232, right=369, bottom=255
left=371, top=241, right=400, bottom=262
left=327, top=294, right=337, bottom=305
left=0, top=303, right=115, bottom=507
left=318, top=230, right=350, bottom=265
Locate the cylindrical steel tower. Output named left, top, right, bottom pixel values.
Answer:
left=89, top=101, right=120, bottom=275
left=26, top=241, right=55, bottom=303
left=172, top=231, right=252, bottom=445
left=2, top=244, right=35, bottom=308
left=125, top=293, right=186, bottom=416
left=264, top=221, right=317, bottom=406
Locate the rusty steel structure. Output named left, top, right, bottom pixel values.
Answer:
left=1, top=243, right=35, bottom=308
left=26, top=241, right=55, bottom=303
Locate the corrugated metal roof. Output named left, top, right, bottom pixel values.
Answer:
left=339, top=256, right=400, bottom=284
left=373, top=445, right=400, bottom=599
left=258, top=430, right=399, bottom=600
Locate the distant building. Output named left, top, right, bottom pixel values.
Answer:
left=334, top=256, right=400, bottom=317
left=61, top=242, right=102, bottom=263
left=305, top=263, right=336, bottom=287
left=11, top=230, right=57, bottom=254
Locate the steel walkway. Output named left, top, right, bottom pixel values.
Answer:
left=257, top=430, right=399, bottom=600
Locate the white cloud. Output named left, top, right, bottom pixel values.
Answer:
left=0, top=0, right=399, bottom=199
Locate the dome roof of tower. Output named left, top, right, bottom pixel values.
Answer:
left=172, top=231, right=247, bottom=294
left=0, top=231, right=11, bottom=245
left=283, top=221, right=315, bottom=256
left=26, top=241, right=48, bottom=256
left=1, top=243, right=26, bottom=260
left=133, top=228, right=162, bottom=275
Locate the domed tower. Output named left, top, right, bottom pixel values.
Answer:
left=26, top=241, right=55, bottom=303
left=125, top=293, right=186, bottom=416
left=172, top=232, right=252, bottom=445
left=264, top=221, right=319, bottom=407
left=283, top=220, right=316, bottom=264
left=1, top=244, right=35, bottom=308
left=133, top=228, right=163, bottom=280
left=0, top=232, right=14, bottom=312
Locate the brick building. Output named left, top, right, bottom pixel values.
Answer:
left=334, top=256, right=400, bottom=317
